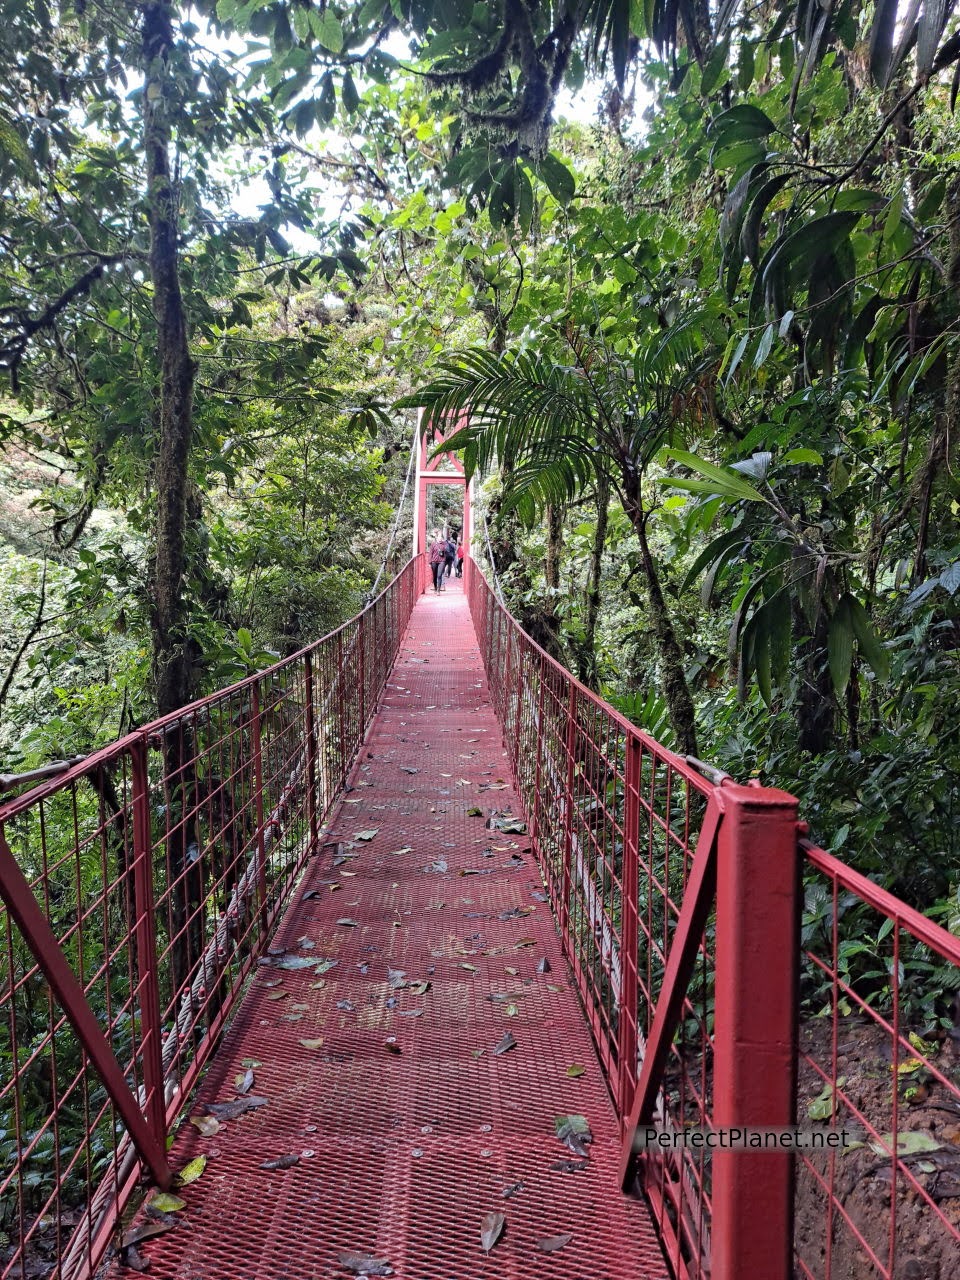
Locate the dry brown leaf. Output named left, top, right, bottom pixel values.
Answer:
left=189, top=1114, right=220, bottom=1137
left=537, top=1233, right=573, bottom=1253
left=480, top=1211, right=506, bottom=1253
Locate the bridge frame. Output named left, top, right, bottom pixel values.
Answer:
left=410, top=414, right=472, bottom=578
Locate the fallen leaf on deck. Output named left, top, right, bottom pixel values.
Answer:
left=389, top=847, right=413, bottom=856
left=538, top=1234, right=573, bottom=1253
left=297, top=937, right=316, bottom=949
left=537, top=957, right=552, bottom=974
left=260, top=978, right=283, bottom=988
left=148, top=1193, right=186, bottom=1214
left=120, top=1244, right=149, bottom=1271
left=235, top=1068, right=255, bottom=1095
left=281, top=1012, right=304, bottom=1022
left=423, top=859, right=448, bottom=874
left=299, top=1038, right=325, bottom=1049
left=266, top=991, right=288, bottom=1001
left=301, top=889, right=321, bottom=900
left=337, top=1251, right=393, bottom=1276
left=384, top=1039, right=402, bottom=1055
left=398, top=1009, right=423, bottom=1017
left=176, top=1156, right=206, bottom=1187
left=467, top=807, right=483, bottom=817
left=493, top=1032, right=517, bottom=1056
left=189, top=1114, right=220, bottom=1137
left=461, top=962, right=478, bottom=973
left=120, top=1220, right=176, bottom=1249
left=260, top=1154, right=299, bottom=1170
left=505, top=1004, right=519, bottom=1018
left=410, top=980, right=431, bottom=996
left=515, top=938, right=536, bottom=949
left=355, top=828, right=380, bottom=841
left=501, top=1181, right=525, bottom=1199
left=550, top=1159, right=588, bottom=1173
left=388, top=968, right=408, bottom=989
left=272, top=955, right=319, bottom=971
left=241, top=1058, right=262, bottom=1068
left=555, top=1114, right=593, bottom=1157
left=337, top=918, right=360, bottom=927
left=314, top=959, right=338, bottom=975
left=205, top=1095, right=269, bottom=1121
left=566, top=1065, right=585, bottom=1078
left=480, top=1211, right=506, bottom=1253
left=504, top=967, right=518, bottom=976
left=400, top=767, right=419, bottom=775
left=336, top=1000, right=355, bottom=1011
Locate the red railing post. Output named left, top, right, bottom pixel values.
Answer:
left=358, top=609, right=367, bottom=732
left=336, top=629, right=348, bottom=784
left=303, top=652, right=319, bottom=853
left=617, top=734, right=641, bottom=1119
left=529, top=659, right=547, bottom=847
left=712, top=781, right=800, bottom=1280
left=250, top=682, right=268, bottom=932
left=502, top=620, right=515, bottom=758
left=509, top=630, right=524, bottom=781
left=560, top=682, right=578, bottom=936
left=130, top=736, right=167, bottom=1147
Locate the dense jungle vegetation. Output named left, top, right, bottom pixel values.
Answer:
left=1, top=0, right=959, bottom=936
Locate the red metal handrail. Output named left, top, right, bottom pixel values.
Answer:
left=0, top=557, right=422, bottom=1280
left=466, top=556, right=960, bottom=1280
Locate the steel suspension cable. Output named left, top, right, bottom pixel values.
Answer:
left=478, top=503, right=507, bottom=605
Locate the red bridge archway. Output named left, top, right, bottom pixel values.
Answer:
left=410, top=414, right=472, bottom=579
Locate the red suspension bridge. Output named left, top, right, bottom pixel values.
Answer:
left=2, top=544, right=960, bottom=1278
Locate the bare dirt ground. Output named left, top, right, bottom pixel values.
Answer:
left=794, top=1019, right=960, bottom=1279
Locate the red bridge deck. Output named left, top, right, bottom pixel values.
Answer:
left=125, top=578, right=669, bottom=1279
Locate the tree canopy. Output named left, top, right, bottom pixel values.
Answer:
left=2, top=0, right=959, bottom=903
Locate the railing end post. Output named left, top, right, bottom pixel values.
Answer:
left=712, top=780, right=800, bottom=1280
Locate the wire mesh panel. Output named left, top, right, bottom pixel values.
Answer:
left=0, top=753, right=158, bottom=1280
left=0, top=557, right=421, bottom=1280
left=796, top=842, right=960, bottom=1280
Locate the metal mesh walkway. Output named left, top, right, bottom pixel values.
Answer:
left=123, top=578, right=669, bottom=1279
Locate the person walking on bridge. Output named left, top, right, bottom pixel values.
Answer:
left=443, top=534, right=457, bottom=580
left=428, top=529, right=447, bottom=592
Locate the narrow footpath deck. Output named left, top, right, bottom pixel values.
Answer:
left=130, top=578, right=669, bottom=1280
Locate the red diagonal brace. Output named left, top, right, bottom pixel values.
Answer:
left=618, top=790, right=724, bottom=1187
left=0, top=825, right=172, bottom=1189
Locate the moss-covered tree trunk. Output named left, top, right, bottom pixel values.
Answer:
left=622, top=478, right=698, bottom=756
left=143, top=0, right=201, bottom=993
left=575, top=473, right=609, bottom=689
